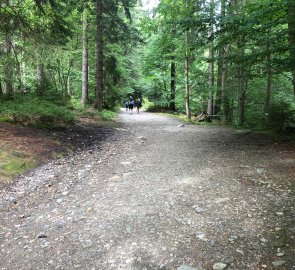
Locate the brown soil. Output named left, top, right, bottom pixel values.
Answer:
left=0, top=122, right=63, bottom=161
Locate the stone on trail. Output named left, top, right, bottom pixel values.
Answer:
left=214, top=197, right=230, bottom=203
left=212, top=263, right=227, bottom=270
left=56, top=198, right=63, bottom=204
left=177, top=124, right=185, bottom=127
left=177, top=265, right=204, bottom=270
left=275, top=212, right=284, bottom=216
left=121, top=161, right=132, bottom=165
left=196, top=232, right=208, bottom=242
left=193, top=206, right=204, bottom=214
left=272, top=260, right=286, bottom=268
left=37, top=233, right=47, bottom=239
left=260, top=237, right=268, bottom=243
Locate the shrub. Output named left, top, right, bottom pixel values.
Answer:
left=0, top=94, right=75, bottom=128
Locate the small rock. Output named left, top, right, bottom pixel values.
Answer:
left=260, top=238, right=268, bottom=243
left=272, top=260, right=285, bottom=268
left=57, top=199, right=63, bottom=204
left=62, top=191, right=68, bottom=196
left=193, top=207, right=204, bottom=214
left=177, top=265, right=202, bottom=270
left=215, top=197, right=230, bottom=203
left=9, top=197, right=17, bottom=204
left=196, top=233, right=208, bottom=242
left=275, top=212, right=284, bottom=216
left=236, top=249, right=244, bottom=254
left=261, top=264, right=267, bottom=268
left=109, top=175, right=121, bottom=181
left=276, top=252, right=284, bottom=257
left=121, top=161, right=131, bottom=165
left=177, top=124, right=185, bottom=127
left=37, top=233, right=47, bottom=239
left=213, top=263, right=227, bottom=270
left=229, top=235, right=238, bottom=243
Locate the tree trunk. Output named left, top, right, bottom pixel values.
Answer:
left=0, top=78, right=3, bottom=96
left=4, top=34, right=13, bottom=96
left=81, top=5, right=89, bottom=106
left=36, top=61, right=46, bottom=95
left=170, top=58, right=176, bottom=111
left=94, top=0, right=104, bottom=109
left=170, top=25, right=176, bottom=111
left=208, top=49, right=214, bottom=115
left=288, top=0, right=295, bottom=96
left=237, top=42, right=246, bottom=126
left=215, top=0, right=226, bottom=115
left=67, top=72, right=71, bottom=96
left=185, top=30, right=191, bottom=120
left=236, top=0, right=246, bottom=126
left=264, top=36, right=272, bottom=126
left=207, top=0, right=214, bottom=115
left=222, top=45, right=231, bottom=123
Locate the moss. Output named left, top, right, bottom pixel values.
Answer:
left=0, top=146, right=37, bottom=183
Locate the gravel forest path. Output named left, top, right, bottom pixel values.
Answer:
left=0, top=110, right=294, bottom=270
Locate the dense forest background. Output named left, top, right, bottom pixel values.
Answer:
left=0, top=0, right=294, bottom=130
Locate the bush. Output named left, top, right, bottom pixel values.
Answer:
left=0, top=94, right=75, bottom=128
left=98, top=109, right=117, bottom=121
left=269, top=91, right=295, bottom=130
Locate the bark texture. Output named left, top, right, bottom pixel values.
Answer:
left=288, top=0, right=295, bottom=96
left=185, top=30, right=191, bottom=120
left=207, top=0, right=214, bottom=115
left=81, top=6, right=89, bottom=106
left=94, top=0, right=104, bottom=109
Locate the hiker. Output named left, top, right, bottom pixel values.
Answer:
left=124, top=100, right=129, bottom=111
left=135, top=98, right=142, bottom=114
left=128, top=96, right=134, bottom=114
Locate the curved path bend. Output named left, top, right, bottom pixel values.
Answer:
left=0, top=110, right=294, bottom=270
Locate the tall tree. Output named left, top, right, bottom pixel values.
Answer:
left=170, top=26, right=176, bottom=111
left=94, top=0, right=103, bottom=109
left=81, top=3, right=89, bottom=106
left=207, top=0, right=214, bottom=115
left=4, top=33, right=13, bottom=96
left=288, top=0, right=295, bottom=96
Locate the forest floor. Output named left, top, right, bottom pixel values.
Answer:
left=0, top=109, right=295, bottom=270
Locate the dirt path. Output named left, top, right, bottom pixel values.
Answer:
left=0, top=110, right=294, bottom=270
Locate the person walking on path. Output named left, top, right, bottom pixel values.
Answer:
left=128, top=96, right=134, bottom=114
left=135, top=98, right=142, bottom=114
left=124, top=100, right=129, bottom=111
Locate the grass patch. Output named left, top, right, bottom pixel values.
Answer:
left=158, top=112, right=195, bottom=124
left=70, top=98, right=119, bottom=123
left=0, top=94, right=75, bottom=128
left=0, top=145, right=37, bottom=183
left=98, top=109, right=118, bottom=121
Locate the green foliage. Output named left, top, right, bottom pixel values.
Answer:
left=98, top=109, right=118, bottom=121
left=270, top=89, right=295, bottom=130
left=0, top=94, right=75, bottom=128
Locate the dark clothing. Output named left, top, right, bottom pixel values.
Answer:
left=124, top=101, right=129, bottom=109
left=128, top=100, right=134, bottom=109
left=135, top=100, right=142, bottom=108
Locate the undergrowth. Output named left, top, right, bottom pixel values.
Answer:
left=0, top=145, right=37, bottom=183
left=0, top=94, right=75, bottom=128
